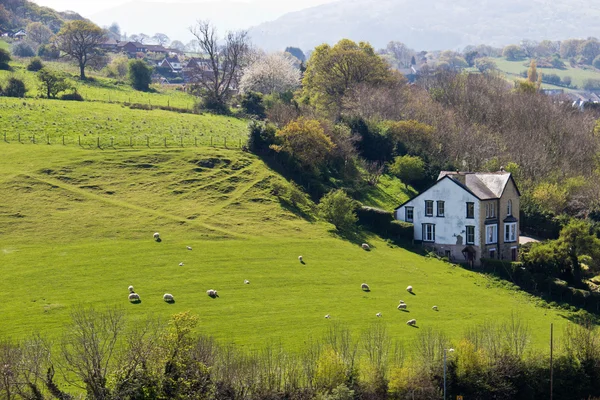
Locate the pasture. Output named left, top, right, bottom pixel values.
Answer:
left=0, top=143, right=569, bottom=350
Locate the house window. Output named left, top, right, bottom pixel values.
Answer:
left=505, top=222, right=517, bottom=243
left=466, top=202, right=475, bottom=219
left=486, top=224, right=498, bottom=244
left=507, top=200, right=513, bottom=216
left=405, top=207, right=414, bottom=223
left=486, top=203, right=496, bottom=219
left=423, top=224, right=435, bottom=242
left=425, top=200, right=434, bottom=217
left=466, top=225, right=475, bottom=244
left=489, top=249, right=496, bottom=259
left=437, top=201, right=445, bottom=217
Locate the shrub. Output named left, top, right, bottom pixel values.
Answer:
left=194, top=94, right=230, bottom=115
left=128, top=59, right=152, bottom=91
left=37, top=44, right=60, bottom=60
left=562, top=76, right=572, bottom=87
left=106, top=55, right=129, bottom=79
left=318, top=189, right=358, bottom=232
left=11, top=41, right=35, bottom=58
left=37, top=68, right=72, bottom=99
left=389, top=155, right=425, bottom=188
left=583, top=78, right=600, bottom=90
left=241, top=91, right=266, bottom=119
left=60, top=91, right=84, bottom=101
left=593, top=55, right=600, bottom=69
left=0, top=48, right=10, bottom=70
left=26, top=57, right=44, bottom=72
left=247, top=120, right=277, bottom=154
left=1, top=77, right=26, bottom=98
left=543, top=73, right=561, bottom=85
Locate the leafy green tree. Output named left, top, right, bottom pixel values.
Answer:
left=247, top=120, right=277, bottom=153
left=37, top=68, right=71, bottom=99
left=1, top=77, right=26, bottom=98
left=318, top=189, right=358, bottom=232
left=128, top=59, right=152, bottom=91
left=11, top=41, right=35, bottom=57
left=578, top=39, right=600, bottom=64
left=0, top=48, right=10, bottom=70
left=562, top=75, right=572, bottom=87
left=302, top=39, right=393, bottom=114
left=26, top=57, right=44, bottom=72
left=557, top=220, right=600, bottom=283
left=37, top=44, right=60, bottom=60
left=55, top=20, right=106, bottom=80
left=593, top=55, right=600, bottom=69
left=502, top=44, right=524, bottom=61
left=389, top=155, right=425, bottom=188
left=240, top=91, right=266, bottom=119
left=26, top=22, right=53, bottom=45
left=107, top=55, right=129, bottom=79
left=271, top=118, right=335, bottom=171
left=527, top=59, right=539, bottom=83
left=474, top=57, right=497, bottom=73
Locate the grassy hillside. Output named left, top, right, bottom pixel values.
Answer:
left=494, top=57, right=600, bottom=89
left=0, top=141, right=569, bottom=350
left=0, top=41, right=9, bottom=51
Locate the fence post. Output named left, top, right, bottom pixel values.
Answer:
left=78, top=136, right=81, bottom=147
left=180, top=136, right=183, bottom=147
left=147, top=136, right=150, bottom=147
left=32, top=134, right=35, bottom=144
left=18, top=133, right=20, bottom=143
left=224, top=137, right=227, bottom=148
left=3, top=132, right=6, bottom=142
left=47, top=134, right=50, bottom=145
left=194, top=137, right=197, bottom=147
left=63, top=135, right=65, bottom=145
left=164, top=137, right=167, bottom=148
left=210, top=136, right=213, bottom=146
left=110, top=137, right=114, bottom=147
left=239, top=138, right=241, bottom=148
left=130, top=136, right=133, bottom=147
left=97, top=137, right=100, bottom=148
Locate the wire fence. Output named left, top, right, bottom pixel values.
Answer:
left=0, top=132, right=247, bottom=150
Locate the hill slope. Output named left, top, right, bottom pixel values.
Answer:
left=0, top=139, right=568, bottom=349
left=249, top=0, right=600, bottom=52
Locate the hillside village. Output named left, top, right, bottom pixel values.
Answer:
left=2, top=0, right=600, bottom=399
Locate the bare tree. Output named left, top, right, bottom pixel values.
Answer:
left=189, top=20, right=250, bottom=111
left=59, top=307, right=125, bottom=400
left=152, top=33, right=170, bottom=47
left=363, top=160, right=385, bottom=186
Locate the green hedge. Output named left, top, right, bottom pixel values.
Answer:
left=356, top=206, right=413, bottom=242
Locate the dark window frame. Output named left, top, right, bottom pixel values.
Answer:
left=437, top=201, right=445, bottom=217
left=466, top=202, right=475, bottom=219
left=425, top=200, right=434, bottom=217
left=422, top=223, right=436, bottom=242
left=466, top=225, right=475, bottom=244
left=405, top=207, right=414, bottom=223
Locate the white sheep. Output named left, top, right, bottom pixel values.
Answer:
left=362, top=243, right=370, bottom=250
left=153, top=232, right=160, bottom=240
left=128, top=293, right=140, bottom=301
left=397, top=303, right=407, bottom=310
left=179, top=262, right=184, bottom=266
left=376, top=312, right=382, bottom=317
left=128, top=285, right=134, bottom=293
left=325, top=314, right=331, bottom=319
left=298, top=256, right=303, bottom=262
left=186, top=246, right=192, bottom=250
left=399, top=300, right=405, bottom=304
left=432, top=305, right=438, bottom=311
left=244, top=279, right=250, bottom=284
left=163, top=293, right=174, bottom=302
left=207, top=289, right=218, bottom=298
left=361, top=283, right=370, bottom=291
left=407, top=319, right=416, bottom=326
left=406, top=285, right=413, bottom=293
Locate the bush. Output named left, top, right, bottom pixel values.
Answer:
left=543, top=73, right=561, bottom=85
left=26, top=57, right=44, bottom=72
left=241, top=91, right=266, bottom=119
left=247, top=120, right=277, bottom=154
left=318, top=189, right=358, bottom=232
left=0, top=48, right=10, bottom=70
left=60, top=91, right=84, bottom=101
left=128, top=59, right=152, bottom=91
left=356, top=207, right=413, bottom=241
left=1, top=77, right=27, bottom=98
left=583, top=78, right=600, bottom=90
left=194, top=94, right=230, bottom=115
left=11, top=41, right=35, bottom=58
left=561, top=76, right=572, bottom=86
left=37, top=44, right=60, bottom=60
left=593, top=55, right=600, bottom=69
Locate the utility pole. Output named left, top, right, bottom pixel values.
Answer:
left=550, top=323, right=554, bottom=400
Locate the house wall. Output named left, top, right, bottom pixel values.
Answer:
left=499, top=179, right=520, bottom=260
left=395, top=177, right=481, bottom=262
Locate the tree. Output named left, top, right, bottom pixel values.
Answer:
left=240, top=91, right=266, bottom=118
left=11, top=41, right=35, bottom=57
left=37, top=68, right=71, bottom=98
left=170, top=40, right=186, bottom=52
left=302, top=39, right=393, bottom=115
left=55, top=20, right=106, bottom=80
left=128, top=59, right=152, bottom=91
left=502, top=44, right=524, bottom=61
left=188, top=21, right=250, bottom=111
left=474, top=57, right=497, bottom=73
left=520, top=39, right=539, bottom=58
left=0, top=5, right=10, bottom=28
left=464, top=50, right=479, bottom=67
left=130, top=33, right=149, bottom=44
left=240, top=52, right=301, bottom=95
left=26, top=22, right=53, bottom=45
left=26, top=57, right=44, bottom=71
left=560, top=39, right=583, bottom=59
left=562, top=75, right=572, bottom=87
left=386, top=41, right=415, bottom=68
left=389, top=155, right=425, bottom=188
left=1, top=77, right=26, bottom=97
left=284, top=46, right=306, bottom=63
left=527, top=59, right=541, bottom=89
left=271, top=118, right=335, bottom=171
left=318, top=189, right=358, bottom=232
left=108, top=22, right=121, bottom=39
left=152, top=33, right=170, bottom=47
left=579, top=39, right=600, bottom=64
left=557, top=220, right=600, bottom=283
left=0, top=48, right=10, bottom=70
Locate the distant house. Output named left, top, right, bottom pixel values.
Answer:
left=118, top=42, right=147, bottom=56
left=159, top=56, right=183, bottom=73
left=398, top=65, right=420, bottom=83
left=13, top=30, right=27, bottom=41
left=99, top=38, right=119, bottom=52
left=145, top=44, right=169, bottom=56
left=183, top=57, right=214, bottom=82
left=394, top=169, right=520, bottom=266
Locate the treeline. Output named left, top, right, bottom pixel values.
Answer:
left=0, top=0, right=84, bottom=32
left=3, top=308, right=600, bottom=400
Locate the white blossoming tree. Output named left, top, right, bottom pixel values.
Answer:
left=239, top=52, right=301, bottom=95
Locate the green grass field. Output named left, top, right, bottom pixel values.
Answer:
left=0, top=40, right=8, bottom=51
left=494, top=57, right=600, bottom=89
left=0, top=141, right=570, bottom=351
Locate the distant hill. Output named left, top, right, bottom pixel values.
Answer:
left=248, top=0, right=600, bottom=52
left=0, top=0, right=85, bottom=32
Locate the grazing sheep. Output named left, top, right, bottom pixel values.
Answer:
left=207, top=289, right=218, bottom=298
left=406, top=286, right=413, bottom=293
left=128, top=293, right=140, bottom=301
left=179, top=262, right=184, bottom=266
left=397, top=303, right=407, bottom=310
left=244, top=280, right=250, bottom=284
left=153, top=232, right=160, bottom=240
left=407, top=319, right=416, bottom=326
left=163, top=293, right=174, bottom=302
left=361, top=283, right=370, bottom=291
left=186, top=246, right=193, bottom=250
left=325, top=314, right=331, bottom=319
left=399, top=300, right=405, bottom=304
left=362, top=243, right=370, bottom=250
left=432, top=305, right=438, bottom=311
left=376, top=312, right=382, bottom=317
left=128, top=285, right=134, bottom=293
left=298, top=256, right=303, bottom=262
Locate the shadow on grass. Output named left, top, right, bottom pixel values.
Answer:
left=164, top=300, right=176, bottom=304
left=129, top=299, right=142, bottom=304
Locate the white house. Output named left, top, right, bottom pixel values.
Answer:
left=394, top=169, right=520, bottom=265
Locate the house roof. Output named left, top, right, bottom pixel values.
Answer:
left=146, top=44, right=168, bottom=52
